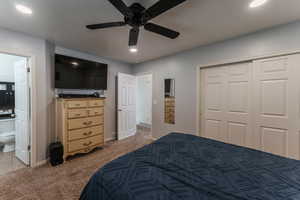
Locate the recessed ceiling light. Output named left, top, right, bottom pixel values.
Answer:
left=15, top=4, right=33, bottom=15
left=249, top=0, right=268, bottom=8
left=71, top=62, right=79, bottom=66
left=129, top=46, right=138, bottom=53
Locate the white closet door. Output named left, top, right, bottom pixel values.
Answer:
left=201, top=66, right=228, bottom=142
left=253, top=55, right=299, bottom=159
left=201, top=54, right=300, bottom=160
left=201, top=62, right=252, bottom=146
left=226, top=63, right=253, bottom=148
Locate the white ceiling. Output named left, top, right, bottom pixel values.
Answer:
left=0, top=0, right=300, bottom=63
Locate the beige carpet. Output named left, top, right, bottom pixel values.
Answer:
left=0, top=131, right=153, bottom=200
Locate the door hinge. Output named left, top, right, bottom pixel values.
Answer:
left=27, top=67, right=30, bottom=73
left=28, top=145, right=31, bottom=151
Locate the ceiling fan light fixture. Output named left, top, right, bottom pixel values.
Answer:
left=129, top=46, right=138, bottom=53
left=86, top=0, right=187, bottom=47
left=249, top=0, right=268, bottom=8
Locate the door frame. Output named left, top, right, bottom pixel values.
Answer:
left=0, top=50, right=36, bottom=167
left=196, top=50, right=300, bottom=138
left=136, top=72, right=153, bottom=129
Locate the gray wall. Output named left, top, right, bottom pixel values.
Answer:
left=3, top=19, right=300, bottom=163
left=0, top=28, right=48, bottom=164
left=133, top=21, right=300, bottom=139
left=0, top=54, right=24, bottom=82
left=0, top=28, right=132, bottom=164
left=54, top=47, right=132, bottom=141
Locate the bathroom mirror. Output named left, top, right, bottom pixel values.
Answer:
left=164, top=79, right=175, bottom=124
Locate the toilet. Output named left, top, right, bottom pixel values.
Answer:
left=0, top=132, right=15, bottom=152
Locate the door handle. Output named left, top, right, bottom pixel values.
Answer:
left=118, top=109, right=122, bottom=112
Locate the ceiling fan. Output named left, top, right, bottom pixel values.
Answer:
left=86, top=0, right=187, bottom=49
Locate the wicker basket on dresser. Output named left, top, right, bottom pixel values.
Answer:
left=55, top=98, right=105, bottom=161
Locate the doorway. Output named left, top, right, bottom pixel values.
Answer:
left=0, top=53, right=31, bottom=175
left=136, top=73, right=152, bottom=131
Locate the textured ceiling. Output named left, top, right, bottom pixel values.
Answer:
left=0, top=0, right=300, bottom=63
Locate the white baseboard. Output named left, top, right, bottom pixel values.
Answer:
left=33, top=159, right=48, bottom=168
left=151, top=136, right=158, bottom=140
left=105, top=137, right=116, bottom=142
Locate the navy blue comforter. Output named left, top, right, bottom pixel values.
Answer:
left=80, top=133, right=300, bottom=200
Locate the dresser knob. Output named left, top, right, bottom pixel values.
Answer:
left=83, top=131, right=93, bottom=136
left=83, top=141, right=92, bottom=146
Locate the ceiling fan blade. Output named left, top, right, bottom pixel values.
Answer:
left=86, top=22, right=126, bottom=29
left=144, top=23, right=179, bottom=39
left=129, top=28, right=140, bottom=46
left=143, top=0, right=186, bottom=21
left=108, top=0, right=133, bottom=18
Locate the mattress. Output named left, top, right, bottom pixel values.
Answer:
left=80, top=133, right=300, bottom=200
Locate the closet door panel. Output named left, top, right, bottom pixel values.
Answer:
left=226, top=63, right=253, bottom=148
left=201, top=54, right=300, bottom=159
left=253, top=55, right=299, bottom=159
left=201, top=67, right=227, bottom=142
left=201, top=62, right=252, bottom=146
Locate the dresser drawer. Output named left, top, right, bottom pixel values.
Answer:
left=88, top=100, right=104, bottom=107
left=88, top=107, right=104, bottom=116
left=89, top=116, right=104, bottom=126
left=68, top=125, right=103, bottom=141
left=90, top=125, right=104, bottom=134
left=165, top=101, right=175, bottom=106
left=67, top=101, right=88, bottom=109
left=68, top=116, right=104, bottom=130
left=165, top=107, right=174, bottom=112
left=165, top=113, right=174, bottom=118
left=68, top=109, right=88, bottom=119
left=68, top=135, right=104, bottom=152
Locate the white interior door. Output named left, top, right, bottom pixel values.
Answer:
left=118, top=73, right=137, bottom=140
left=14, top=59, right=30, bottom=165
left=200, top=54, right=300, bottom=160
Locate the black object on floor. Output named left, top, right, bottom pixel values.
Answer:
left=49, top=142, right=64, bottom=166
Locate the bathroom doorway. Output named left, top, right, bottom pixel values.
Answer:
left=136, top=73, right=152, bottom=133
left=0, top=53, right=31, bottom=175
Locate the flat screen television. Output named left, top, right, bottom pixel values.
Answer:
left=55, top=54, right=108, bottom=90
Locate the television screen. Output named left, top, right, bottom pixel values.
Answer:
left=55, top=54, right=108, bottom=90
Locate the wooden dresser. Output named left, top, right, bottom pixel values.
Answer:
left=55, top=98, right=105, bottom=160
left=164, top=97, right=175, bottom=124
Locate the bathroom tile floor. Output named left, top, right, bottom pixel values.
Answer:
left=0, top=151, right=27, bottom=175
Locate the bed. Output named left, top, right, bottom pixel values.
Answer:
left=80, top=133, right=300, bottom=200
